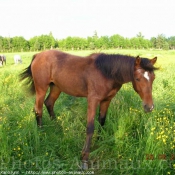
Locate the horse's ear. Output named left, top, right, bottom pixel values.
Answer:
left=135, top=56, right=141, bottom=66
left=150, top=57, right=157, bottom=65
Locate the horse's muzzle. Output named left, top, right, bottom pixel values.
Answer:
left=143, top=104, right=154, bottom=113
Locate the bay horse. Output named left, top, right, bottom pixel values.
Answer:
left=20, top=50, right=158, bottom=169
left=0, top=55, right=6, bottom=66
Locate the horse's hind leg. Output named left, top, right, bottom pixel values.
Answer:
left=44, top=84, right=61, bottom=120
left=35, top=89, right=48, bottom=127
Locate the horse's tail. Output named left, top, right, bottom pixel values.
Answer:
left=20, top=54, right=37, bottom=94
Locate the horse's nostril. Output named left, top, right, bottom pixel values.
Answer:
left=144, top=104, right=154, bottom=113
left=150, top=105, right=154, bottom=111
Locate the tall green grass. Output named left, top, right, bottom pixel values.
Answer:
left=0, top=49, right=175, bottom=175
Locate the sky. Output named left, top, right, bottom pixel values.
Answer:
left=0, top=0, right=175, bottom=40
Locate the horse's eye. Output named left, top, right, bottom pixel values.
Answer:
left=135, top=78, right=140, bottom=82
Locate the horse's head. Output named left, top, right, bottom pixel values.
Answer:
left=132, top=56, right=157, bottom=113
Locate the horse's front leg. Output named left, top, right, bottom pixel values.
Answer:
left=81, top=98, right=99, bottom=170
left=97, top=100, right=112, bottom=141
left=98, top=100, right=111, bottom=127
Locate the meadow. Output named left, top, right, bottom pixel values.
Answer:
left=0, top=49, right=175, bottom=175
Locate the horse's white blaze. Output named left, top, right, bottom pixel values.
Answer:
left=144, top=71, right=149, bottom=81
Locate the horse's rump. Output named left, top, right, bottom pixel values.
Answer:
left=20, top=50, right=100, bottom=97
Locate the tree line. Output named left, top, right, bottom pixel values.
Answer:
left=0, top=32, right=175, bottom=52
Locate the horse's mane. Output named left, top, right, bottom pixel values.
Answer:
left=94, top=54, right=157, bottom=83
left=139, top=57, right=158, bottom=71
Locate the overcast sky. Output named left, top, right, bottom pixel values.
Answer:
left=1, top=0, right=175, bottom=40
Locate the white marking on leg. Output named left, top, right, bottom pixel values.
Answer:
left=144, top=71, right=149, bottom=81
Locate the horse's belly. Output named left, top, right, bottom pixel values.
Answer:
left=54, top=78, right=88, bottom=97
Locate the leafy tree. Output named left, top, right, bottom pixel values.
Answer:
left=64, top=36, right=74, bottom=50
left=0, top=36, right=3, bottom=51
left=49, top=32, right=57, bottom=49
left=110, top=34, right=124, bottom=48
left=0, top=32, right=175, bottom=52
left=32, top=37, right=41, bottom=51
left=150, top=37, right=156, bottom=48
left=167, top=36, right=175, bottom=49
left=57, top=37, right=87, bottom=50
left=12, top=36, right=29, bottom=51
left=58, top=39, right=67, bottom=50
left=130, top=37, right=140, bottom=49
left=135, top=32, right=151, bottom=49
left=2, top=37, right=13, bottom=52
left=93, top=30, right=98, bottom=40
left=136, top=32, right=144, bottom=38
left=29, top=36, right=40, bottom=51
left=29, top=34, right=57, bottom=51
left=73, top=37, right=87, bottom=50
left=124, top=38, right=132, bottom=49
left=162, top=41, right=169, bottom=50
left=156, top=34, right=167, bottom=49
left=87, top=36, right=95, bottom=50
left=96, top=36, right=110, bottom=49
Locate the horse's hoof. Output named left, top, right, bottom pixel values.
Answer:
left=81, top=161, right=88, bottom=170
left=51, top=116, right=56, bottom=120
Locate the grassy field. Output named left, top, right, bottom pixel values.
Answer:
left=0, top=49, right=175, bottom=175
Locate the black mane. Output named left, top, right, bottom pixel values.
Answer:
left=140, top=57, right=158, bottom=71
left=95, top=54, right=157, bottom=83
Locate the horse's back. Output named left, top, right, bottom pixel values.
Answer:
left=32, top=50, right=93, bottom=73
left=31, top=50, right=98, bottom=97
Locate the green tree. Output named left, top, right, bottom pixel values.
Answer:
left=130, top=37, right=140, bottom=49
left=87, top=36, right=95, bottom=50
left=34, top=37, right=41, bottom=51
left=110, top=34, right=124, bottom=48
left=167, top=36, right=175, bottom=49
left=1, top=37, right=12, bottom=52
left=1, top=32, right=174, bottom=52
left=65, top=36, right=74, bottom=50
left=156, top=34, right=166, bottom=49
left=29, top=36, right=41, bottom=51
left=58, top=39, right=67, bottom=50
left=12, top=36, right=29, bottom=52
left=136, top=32, right=144, bottom=38
left=0, top=36, right=4, bottom=51
left=162, top=42, right=169, bottom=50
left=49, top=32, right=57, bottom=49
left=124, top=38, right=132, bottom=49
left=150, top=37, right=156, bottom=48
left=93, top=30, right=98, bottom=40
left=96, top=36, right=110, bottom=49
left=135, top=32, right=151, bottom=49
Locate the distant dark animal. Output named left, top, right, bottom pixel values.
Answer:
left=0, top=55, right=6, bottom=66
left=20, top=50, right=158, bottom=169
left=14, top=55, right=22, bottom=64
